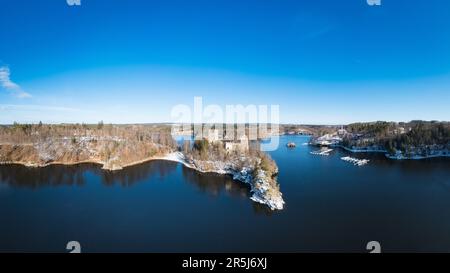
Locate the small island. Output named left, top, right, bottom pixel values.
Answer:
left=286, top=142, right=296, bottom=148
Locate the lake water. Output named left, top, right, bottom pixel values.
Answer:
left=1, top=135, right=449, bottom=252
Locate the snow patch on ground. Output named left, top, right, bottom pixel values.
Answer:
left=161, top=152, right=285, bottom=210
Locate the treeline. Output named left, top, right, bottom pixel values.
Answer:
left=344, top=121, right=450, bottom=153
left=385, top=121, right=450, bottom=153
left=175, top=123, right=324, bottom=138
left=346, top=121, right=396, bottom=139
left=0, top=122, right=176, bottom=148
left=181, top=139, right=278, bottom=175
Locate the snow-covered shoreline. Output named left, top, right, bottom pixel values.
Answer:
left=385, top=153, right=450, bottom=160
left=161, top=152, right=285, bottom=211
left=0, top=151, right=285, bottom=211
left=329, top=144, right=450, bottom=160
left=331, top=144, right=387, bottom=153
left=0, top=153, right=176, bottom=171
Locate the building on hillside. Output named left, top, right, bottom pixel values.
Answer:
left=337, top=125, right=347, bottom=136
left=313, top=134, right=343, bottom=146
left=225, top=134, right=249, bottom=152
left=393, top=127, right=406, bottom=135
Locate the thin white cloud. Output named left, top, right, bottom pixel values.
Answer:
left=0, top=104, right=96, bottom=124
left=0, top=67, right=19, bottom=89
left=0, top=66, right=32, bottom=98
left=0, top=104, right=84, bottom=112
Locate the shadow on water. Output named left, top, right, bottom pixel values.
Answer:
left=181, top=167, right=250, bottom=198
left=0, top=161, right=273, bottom=214
left=101, top=161, right=178, bottom=187
left=180, top=166, right=273, bottom=215
left=0, top=161, right=178, bottom=188
left=3, top=135, right=450, bottom=251
left=0, top=164, right=92, bottom=188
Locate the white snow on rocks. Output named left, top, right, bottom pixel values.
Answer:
left=161, top=152, right=285, bottom=210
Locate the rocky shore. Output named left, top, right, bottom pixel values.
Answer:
left=163, top=152, right=285, bottom=210
left=0, top=143, right=285, bottom=210
left=0, top=139, right=172, bottom=171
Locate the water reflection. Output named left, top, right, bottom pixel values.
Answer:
left=181, top=166, right=273, bottom=214
left=182, top=167, right=250, bottom=198
left=0, top=162, right=246, bottom=194
left=0, top=164, right=90, bottom=188
left=2, top=135, right=450, bottom=252
left=0, top=161, right=179, bottom=188
left=0, top=161, right=273, bottom=214
left=101, top=161, right=178, bottom=187
left=0, top=161, right=191, bottom=189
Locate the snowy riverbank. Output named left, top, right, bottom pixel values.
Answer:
left=385, top=152, right=450, bottom=160
left=328, top=144, right=450, bottom=160
left=161, top=152, right=285, bottom=210
left=0, top=150, right=285, bottom=210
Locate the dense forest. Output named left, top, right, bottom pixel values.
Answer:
left=385, top=121, right=450, bottom=154
left=343, top=121, right=450, bottom=154
left=0, top=122, right=177, bottom=170
left=0, top=122, right=175, bottom=146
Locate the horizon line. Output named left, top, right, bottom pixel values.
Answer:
left=1, top=120, right=449, bottom=127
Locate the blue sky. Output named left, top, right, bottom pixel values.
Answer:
left=0, top=0, right=449, bottom=124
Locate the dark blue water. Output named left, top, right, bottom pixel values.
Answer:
left=1, top=136, right=449, bottom=252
